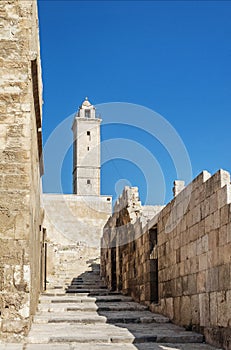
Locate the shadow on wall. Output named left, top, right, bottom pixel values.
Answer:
left=65, top=261, right=205, bottom=350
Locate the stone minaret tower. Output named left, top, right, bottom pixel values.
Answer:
left=72, top=97, right=101, bottom=196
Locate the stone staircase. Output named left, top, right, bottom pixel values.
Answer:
left=21, top=263, right=221, bottom=350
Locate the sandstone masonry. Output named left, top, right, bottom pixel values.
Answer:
left=0, top=0, right=43, bottom=340
left=42, top=194, right=112, bottom=288
left=101, top=170, right=231, bottom=350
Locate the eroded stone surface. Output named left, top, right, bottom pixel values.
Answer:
left=101, top=171, right=231, bottom=350
left=0, top=0, right=43, bottom=340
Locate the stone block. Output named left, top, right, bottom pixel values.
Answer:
left=0, top=212, right=15, bottom=239
left=176, top=202, right=185, bottom=222
left=188, top=273, right=197, bottom=295
left=218, top=184, right=231, bottom=208
left=180, top=295, right=191, bottom=326
left=193, top=170, right=211, bottom=189
left=197, top=271, right=206, bottom=293
left=198, top=220, right=205, bottom=238
left=207, top=248, right=219, bottom=269
left=197, top=235, right=208, bottom=256
left=220, top=205, right=231, bottom=226
left=199, top=252, right=208, bottom=271
left=179, top=261, right=184, bottom=277
left=181, top=212, right=188, bottom=230
left=173, top=296, right=181, bottom=324
left=202, top=234, right=209, bottom=252
left=218, top=263, right=230, bottom=291
left=227, top=290, right=231, bottom=327
left=0, top=175, right=30, bottom=191
left=192, top=205, right=201, bottom=225
left=208, top=229, right=219, bottom=251
left=1, top=319, right=28, bottom=334
left=204, top=326, right=231, bottom=350
left=213, top=210, right=220, bottom=230
left=186, top=209, right=193, bottom=228
left=222, top=242, right=231, bottom=264
left=184, top=258, right=191, bottom=275
left=180, top=245, right=187, bottom=261
left=217, top=291, right=228, bottom=327
left=191, top=294, right=200, bottom=325
left=163, top=281, right=172, bottom=298
left=182, top=276, right=188, bottom=295
left=175, top=277, right=182, bottom=296
left=165, top=297, right=174, bottom=319
left=205, top=215, right=213, bottom=234
left=206, top=267, right=219, bottom=292
left=227, top=222, right=231, bottom=243
left=210, top=292, right=218, bottom=326
left=14, top=212, right=31, bottom=240
left=199, top=292, right=210, bottom=327
left=201, top=199, right=210, bottom=219
left=209, top=192, right=218, bottom=214
left=173, top=180, right=185, bottom=198
left=219, top=225, right=227, bottom=246
left=190, top=256, right=199, bottom=274
left=217, top=245, right=225, bottom=266
left=188, top=224, right=199, bottom=242
left=205, top=169, right=230, bottom=197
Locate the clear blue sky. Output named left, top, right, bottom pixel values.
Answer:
left=38, top=0, right=231, bottom=205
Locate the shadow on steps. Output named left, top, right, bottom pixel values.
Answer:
left=58, top=260, right=209, bottom=350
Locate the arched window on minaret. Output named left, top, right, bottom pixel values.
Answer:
left=85, top=109, right=90, bottom=118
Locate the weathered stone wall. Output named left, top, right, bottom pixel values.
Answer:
left=0, top=0, right=43, bottom=339
left=43, top=194, right=112, bottom=287
left=101, top=170, right=231, bottom=350
left=153, top=169, right=231, bottom=350
left=101, top=187, right=164, bottom=300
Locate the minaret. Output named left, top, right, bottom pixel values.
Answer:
left=72, top=97, right=101, bottom=196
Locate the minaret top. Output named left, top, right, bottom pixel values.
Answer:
left=81, top=97, right=93, bottom=109
left=76, top=97, right=96, bottom=119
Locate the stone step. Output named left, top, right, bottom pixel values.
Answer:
left=38, top=301, right=148, bottom=312
left=33, top=314, right=107, bottom=324
left=65, top=289, right=109, bottom=294
left=39, top=295, right=133, bottom=303
left=48, top=335, right=157, bottom=343
left=41, top=293, right=66, bottom=297
left=27, top=323, right=204, bottom=344
left=68, top=280, right=103, bottom=285
left=65, top=289, right=120, bottom=295
left=33, top=311, right=170, bottom=325
left=24, top=265, right=218, bottom=349
left=50, top=273, right=100, bottom=278
left=67, top=285, right=107, bottom=289
left=70, top=281, right=106, bottom=285
left=49, top=334, right=204, bottom=344
left=69, top=279, right=102, bottom=282
left=23, top=344, right=224, bottom=350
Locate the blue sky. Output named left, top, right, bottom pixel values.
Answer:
left=38, top=0, right=231, bottom=205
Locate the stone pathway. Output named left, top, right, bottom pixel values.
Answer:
left=0, top=264, right=221, bottom=350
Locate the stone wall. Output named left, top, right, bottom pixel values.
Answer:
left=0, top=0, right=43, bottom=339
left=43, top=194, right=112, bottom=287
left=101, top=170, right=231, bottom=350
left=101, top=187, right=164, bottom=299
